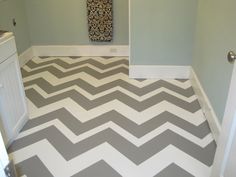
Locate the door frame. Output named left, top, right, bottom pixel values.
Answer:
left=211, top=62, right=236, bottom=177
left=0, top=132, right=9, bottom=177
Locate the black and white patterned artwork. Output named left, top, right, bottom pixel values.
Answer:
left=87, top=0, right=113, bottom=42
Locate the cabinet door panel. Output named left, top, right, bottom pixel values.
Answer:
left=0, top=54, right=27, bottom=144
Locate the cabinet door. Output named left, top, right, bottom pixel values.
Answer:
left=0, top=54, right=28, bottom=145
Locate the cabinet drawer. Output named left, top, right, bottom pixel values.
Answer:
left=0, top=37, right=17, bottom=64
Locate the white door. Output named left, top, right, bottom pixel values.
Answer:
left=211, top=58, right=236, bottom=177
left=0, top=132, right=8, bottom=177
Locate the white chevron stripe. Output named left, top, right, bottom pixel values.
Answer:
left=23, top=63, right=128, bottom=73
left=28, top=57, right=191, bottom=88
left=13, top=57, right=213, bottom=177
left=31, top=56, right=128, bottom=65
left=164, top=79, right=190, bottom=87
left=23, top=72, right=160, bottom=87
left=16, top=119, right=213, bottom=148
left=23, top=71, right=192, bottom=89
left=26, top=84, right=197, bottom=102
left=27, top=99, right=205, bottom=125
left=10, top=140, right=211, bottom=177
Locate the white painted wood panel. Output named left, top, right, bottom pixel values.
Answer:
left=0, top=132, right=9, bottom=169
left=0, top=36, right=16, bottom=64
left=32, top=45, right=129, bottom=57
left=224, top=121, right=236, bottom=177
left=0, top=37, right=28, bottom=146
left=211, top=62, right=236, bottom=177
left=129, top=65, right=190, bottom=79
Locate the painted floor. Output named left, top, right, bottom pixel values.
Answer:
left=8, top=56, right=216, bottom=177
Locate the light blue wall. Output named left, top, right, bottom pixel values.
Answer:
left=23, top=0, right=129, bottom=45
left=0, top=0, right=30, bottom=54
left=1, top=0, right=232, bottom=123
left=192, top=0, right=235, bottom=122
left=130, top=0, right=197, bottom=65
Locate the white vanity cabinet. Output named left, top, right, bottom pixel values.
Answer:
left=0, top=33, right=28, bottom=146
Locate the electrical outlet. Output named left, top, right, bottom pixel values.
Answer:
left=110, top=48, right=117, bottom=53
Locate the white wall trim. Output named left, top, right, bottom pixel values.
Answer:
left=129, top=65, right=191, bottom=79
left=18, top=47, right=34, bottom=67
left=32, top=45, right=129, bottom=57
left=128, top=0, right=131, bottom=66
left=0, top=132, right=9, bottom=169
left=18, top=45, right=129, bottom=67
left=190, top=68, right=221, bottom=143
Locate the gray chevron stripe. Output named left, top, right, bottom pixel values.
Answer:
left=39, top=56, right=82, bottom=59
left=16, top=156, right=193, bottom=177
left=16, top=157, right=121, bottom=177
left=134, top=78, right=147, bottom=82
left=9, top=127, right=216, bottom=166
left=26, top=88, right=201, bottom=112
left=16, top=156, right=53, bottom=177
left=21, top=65, right=128, bottom=78
left=16, top=156, right=192, bottom=177
left=99, top=56, right=120, bottom=59
left=154, top=163, right=194, bottom=177
left=67, top=56, right=82, bottom=59
left=71, top=160, right=122, bottom=177
left=26, top=58, right=128, bottom=70
left=38, top=56, right=55, bottom=59
left=10, top=57, right=216, bottom=176
left=175, top=79, right=188, bottom=83
left=21, top=109, right=211, bottom=139
left=24, top=78, right=195, bottom=97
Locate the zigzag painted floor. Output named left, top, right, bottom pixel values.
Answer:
left=8, top=56, right=216, bottom=177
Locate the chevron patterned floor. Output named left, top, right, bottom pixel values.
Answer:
left=8, top=56, right=216, bottom=177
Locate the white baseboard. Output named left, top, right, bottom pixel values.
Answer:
left=18, top=45, right=129, bottom=67
left=190, top=68, right=221, bottom=143
left=129, top=65, right=191, bottom=79
left=32, top=45, right=129, bottom=57
left=18, top=47, right=34, bottom=67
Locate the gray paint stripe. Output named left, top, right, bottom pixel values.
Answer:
left=175, top=79, right=188, bottom=83
left=99, top=56, right=120, bottom=59
left=14, top=57, right=215, bottom=176
left=67, top=56, right=82, bottom=59
left=134, top=78, right=147, bottom=82
left=16, top=157, right=121, bottom=177
left=71, top=160, right=122, bottom=177
left=9, top=127, right=216, bottom=166
left=21, top=65, right=128, bottom=78
left=24, top=78, right=195, bottom=97
left=22, top=109, right=211, bottom=139
left=26, top=58, right=128, bottom=70
left=26, top=88, right=201, bottom=112
left=154, top=163, right=194, bottom=177
left=39, top=56, right=82, bottom=59
left=15, top=156, right=53, bottom=177
left=38, top=56, right=55, bottom=59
